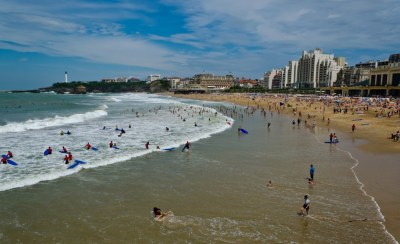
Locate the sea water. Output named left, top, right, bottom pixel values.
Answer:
left=0, top=92, right=396, bottom=243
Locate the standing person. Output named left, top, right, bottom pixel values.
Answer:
left=329, top=133, right=333, bottom=143
left=64, top=155, right=69, bottom=164
left=109, top=141, right=113, bottom=148
left=352, top=124, right=356, bottom=132
left=145, top=141, right=150, bottom=149
left=300, top=195, right=311, bottom=216
left=68, top=152, right=73, bottom=161
left=182, top=141, right=191, bottom=152
left=309, top=164, right=315, bottom=181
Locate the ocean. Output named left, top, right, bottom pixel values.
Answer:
left=0, top=92, right=396, bottom=243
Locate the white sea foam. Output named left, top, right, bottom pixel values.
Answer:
left=0, top=109, right=108, bottom=133
left=0, top=94, right=233, bottom=193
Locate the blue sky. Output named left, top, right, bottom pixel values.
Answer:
left=1, top=0, right=399, bottom=90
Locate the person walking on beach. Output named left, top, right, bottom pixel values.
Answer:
left=352, top=124, right=356, bottom=132
left=300, top=195, right=310, bottom=216
left=309, top=164, right=315, bottom=181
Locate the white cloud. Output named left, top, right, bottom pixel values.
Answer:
left=1, top=0, right=399, bottom=80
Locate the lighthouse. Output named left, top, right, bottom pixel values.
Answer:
left=65, top=71, right=68, bottom=83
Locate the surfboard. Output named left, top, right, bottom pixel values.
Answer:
left=2, top=155, right=17, bottom=166
left=44, top=149, right=49, bottom=156
left=67, top=160, right=86, bottom=169
left=59, top=150, right=68, bottom=153
left=91, top=147, right=98, bottom=151
left=7, top=159, right=18, bottom=166
left=113, top=146, right=120, bottom=149
left=325, top=141, right=339, bottom=143
left=162, top=147, right=176, bottom=151
left=240, top=128, right=248, bottom=134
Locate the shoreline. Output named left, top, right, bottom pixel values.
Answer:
left=164, top=92, right=400, bottom=242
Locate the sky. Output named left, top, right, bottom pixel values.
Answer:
left=0, top=0, right=399, bottom=90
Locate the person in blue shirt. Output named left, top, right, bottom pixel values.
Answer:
left=309, top=164, right=315, bottom=181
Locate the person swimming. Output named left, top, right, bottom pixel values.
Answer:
left=152, top=207, right=172, bottom=219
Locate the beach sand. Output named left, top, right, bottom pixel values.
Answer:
left=167, top=92, right=400, bottom=241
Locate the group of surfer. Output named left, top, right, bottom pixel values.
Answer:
left=63, top=152, right=73, bottom=164
left=60, top=130, right=71, bottom=135
left=1, top=151, right=13, bottom=164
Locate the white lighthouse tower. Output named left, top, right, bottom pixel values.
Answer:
left=65, top=71, right=68, bottom=83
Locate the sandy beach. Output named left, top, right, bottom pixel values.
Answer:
left=168, top=92, right=400, bottom=241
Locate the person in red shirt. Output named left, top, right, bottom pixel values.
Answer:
left=1, top=156, right=8, bottom=164
left=7, top=151, right=13, bottom=158
left=64, top=155, right=69, bottom=164
left=67, top=152, right=73, bottom=161
left=85, top=143, right=91, bottom=150
left=48, top=147, right=52, bottom=154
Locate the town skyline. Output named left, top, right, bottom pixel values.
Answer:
left=1, top=0, right=399, bottom=90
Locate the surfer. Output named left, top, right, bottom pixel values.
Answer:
left=266, top=180, right=273, bottom=188
left=145, top=141, right=150, bottom=149
left=329, top=133, right=333, bottom=143
left=47, top=147, right=53, bottom=154
left=66, top=131, right=71, bottom=135
left=121, top=129, right=126, bottom=133
left=85, top=143, right=92, bottom=150
left=300, top=195, right=310, bottom=216
left=64, top=155, right=69, bottom=164
left=129, top=124, right=131, bottom=128
left=1, top=156, right=8, bottom=164
left=165, top=127, right=169, bottom=131
left=60, top=130, right=64, bottom=135
left=309, top=164, right=315, bottom=181
left=7, top=151, right=13, bottom=158
left=68, top=152, right=73, bottom=161
left=182, top=141, right=191, bottom=152
left=62, top=146, right=67, bottom=153
left=109, top=141, right=113, bottom=148
left=103, top=126, right=106, bottom=130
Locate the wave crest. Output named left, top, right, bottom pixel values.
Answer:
left=0, top=109, right=108, bottom=133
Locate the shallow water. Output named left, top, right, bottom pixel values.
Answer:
left=0, top=93, right=395, bottom=243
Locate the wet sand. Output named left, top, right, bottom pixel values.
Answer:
left=167, top=92, right=400, bottom=241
